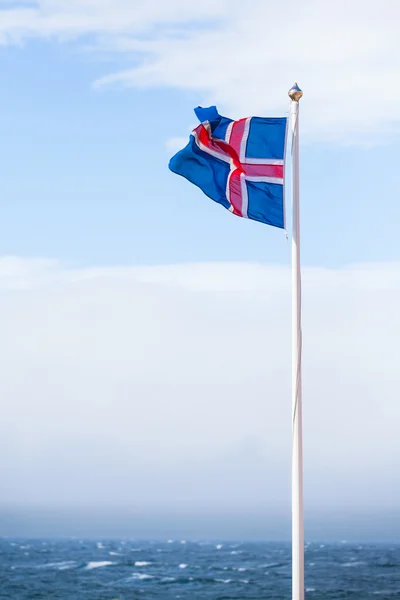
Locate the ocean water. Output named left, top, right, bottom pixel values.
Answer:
left=1, top=538, right=400, bottom=599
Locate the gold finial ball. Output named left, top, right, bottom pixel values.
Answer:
left=288, top=82, right=303, bottom=102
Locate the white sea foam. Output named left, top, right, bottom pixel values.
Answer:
left=34, top=561, right=76, bottom=571
left=179, top=564, right=187, bottom=569
left=306, top=588, right=316, bottom=592
left=215, top=578, right=232, bottom=584
left=109, top=552, right=121, bottom=556
left=180, top=540, right=186, bottom=545
left=237, top=567, right=247, bottom=572
left=85, top=561, right=115, bottom=570
left=132, top=573, right=154, bottom=580
left=167, top=540, right=174, bottom=544
left=161, top=576, right=176, bottom=582
left=48, top=561, right=77, bottom=571
left=341, top=561, right=366, bottom=567
left=58, top=563, right=77, bottom=571
left=216, top=544, right=223, bottom=550
left=135, top=561, right=152, bottom=567
left=96, top=542, right=104, bottom=549
left=240, top=579, right=250, bottom=584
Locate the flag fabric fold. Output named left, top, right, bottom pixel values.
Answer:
left=169, top=106, right=287, bottom=228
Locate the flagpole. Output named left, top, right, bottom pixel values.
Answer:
left=289, top=82, right=304, bottom=600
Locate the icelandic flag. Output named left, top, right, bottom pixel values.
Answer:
left=169, top=106, right=287, bottom=228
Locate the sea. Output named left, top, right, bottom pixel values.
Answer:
left=1, top=538, right=400, bottom=599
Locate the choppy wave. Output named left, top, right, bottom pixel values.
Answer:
left=85, top=561, right=115, bottom=570
left=41, top=561, right=77, bottom=571
left=131, top=573, right=155, bottom=580
left=3, top=539, right=400, bottom=599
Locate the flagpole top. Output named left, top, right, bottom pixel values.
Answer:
left=288, top=82, right=303, bottom=102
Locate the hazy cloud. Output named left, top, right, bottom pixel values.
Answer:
left=1, top=257, right=400, bottom=512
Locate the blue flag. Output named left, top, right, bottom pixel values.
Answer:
left=169, top=106, right=287, bottom=228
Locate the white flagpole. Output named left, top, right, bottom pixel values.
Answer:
left=288, top=82, right=304, bottom=600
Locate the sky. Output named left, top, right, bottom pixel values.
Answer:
left=0, top=0, right=400, bottom=540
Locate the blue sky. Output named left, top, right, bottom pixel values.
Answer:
left=1, top=0, right=400, bottom=532
left=0, top=8, right=399, bottom=269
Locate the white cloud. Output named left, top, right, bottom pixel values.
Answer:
left=1, top=256, right=400, bottom=512
left=0, top=0, right=227, bottom=40
left=0, top=0, right=399, bottom=141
